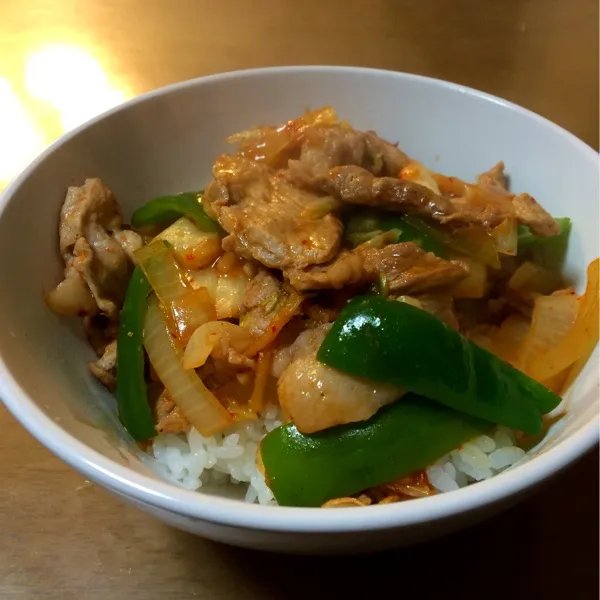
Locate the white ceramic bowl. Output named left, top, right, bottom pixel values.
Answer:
left=0, top=67, right=598, bottom=555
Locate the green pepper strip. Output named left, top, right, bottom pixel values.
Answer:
left=131, top=191, right=223, bottom=234
left=343, top=209, right=446, bottom=257
left=116, top=266, right=156, bottom=441
left=518, top=217, right=571, bottom=269
left=317, top=296, right=561, bottom=435
left=261, top=394, right=489, bottom=507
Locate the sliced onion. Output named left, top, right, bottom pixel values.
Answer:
left=243, top=288, right=304, bottom=356
left=528, top=259, right=599, bottom=382
left=215, top=272, right=249, bottom=319
left=187, top=267, right=218, bottom=302
left=135, top=240, right=215, bottom=343
left=508, top=261, right=563, bottom=296
left=489, top=314, right=531, bottom=366
left=518, top=290, right=579, bottom=377
left=170, top=287, right=216, bottom=345
left=450, top=257, right=487, bottom=299
left=183, top=321, right=253, bottom=370
left=155, top=217, right=222, bottom=269
left=228, top=106, right=338, bottom=166
left=143, top=296, right=231, bottom=436
left=399, top=160, right=441, bottom=194
left=491, top=217, right=518, bottom=256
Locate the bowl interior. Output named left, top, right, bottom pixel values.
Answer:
left=0, top=67, right=598, bottom=501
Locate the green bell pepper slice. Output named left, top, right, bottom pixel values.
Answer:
left=317, top=296, right=561, bottom=435
left=343, top=209, right=446, bottom=256
left=261, top=393, right=489, bottom=507
left=131, top=191, right=222, bottom=234
left=116, top=266, right=156, bottom=441
left=518, top=217, right=571, bottom=269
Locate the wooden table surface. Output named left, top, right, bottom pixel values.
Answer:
left=0, top=0, right=598, bottom=597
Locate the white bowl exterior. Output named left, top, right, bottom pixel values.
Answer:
left=0, top=67, right=597, bottom=553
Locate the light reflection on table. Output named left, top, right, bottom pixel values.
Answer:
left=0, top=43, right=129, bottom=187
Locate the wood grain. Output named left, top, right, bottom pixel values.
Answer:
left=0, top=1, right=598, bottom=598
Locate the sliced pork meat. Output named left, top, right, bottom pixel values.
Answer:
left=88, top=339, right=117, bottom=390
left=477, top=161, right=508, bottom=192
left=241, top=269, right=284, bottom=337
left=204, top=155, right=342, bottom=270
left=512, top=193, right=560, bottom=237
left=56, top=178, right=142, bottom=319
left=477, top=163, right=558, bottom=236
left=287, top=164, right=511, bottom=230
left=286, top=241, right=468, bottom=294
left=276, top=324, right=403, bottom=433
left=154, top=390, right=189, bottom=434
left=299, top=127, right=409, bottom=176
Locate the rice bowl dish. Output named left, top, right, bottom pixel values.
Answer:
left=0, top=66, right=597, bottom=553
left=46, top=106, right=599, bottom=508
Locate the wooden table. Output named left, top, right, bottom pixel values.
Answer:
left=0, top=1, right=598, bottom=597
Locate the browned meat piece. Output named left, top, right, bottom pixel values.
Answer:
left=287, top=164, right=510, bottom=229
left=56, top=179, right=142, bottom=319
left=477, top=164, right=558, bottom=236
left=360, top=244, right=468, bottom=294
left=83, top=314, right=119, bottom=356
left=477, top=161, right=508, bottom=191
left=512, top=193, right=559, bottom=237
left=276, top=324, right=403, bottom=432
left=299, top=127, right=409, bottom=176
left=204, top=155, right=342, bottom=270
left=244, top=269, right=281, bottom=310
left=45, top=272, right=98, bottom=317
left=286, top=241, right=468, bottom=294
left=286, top=250, right=365, bottom=290
left=154, top=390, right=190, bottom=434
left=113, top=228, right=144, bottom=262
left=241, top=269, right=283, bottom=337
left=89, top=340, right=117, bottom=390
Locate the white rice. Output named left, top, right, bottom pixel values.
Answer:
left=150, top=409, right=528, bottom=504
left=426, top=425, right=529, bottom=492
left=150, top=404, right=281, bottom=505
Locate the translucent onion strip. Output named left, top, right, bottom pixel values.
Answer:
left=135, top=240, right=215, bottom=343
left=529, top=259, right=599, bottom=383
left=183, top=321, right=253, bottom=370
left=143, top=295, right=232, bottom=436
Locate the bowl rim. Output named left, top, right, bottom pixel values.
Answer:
left=0, top=65, right=598, bottom=533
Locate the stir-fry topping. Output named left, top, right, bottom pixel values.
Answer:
left=47, top=107, right=599, bottom=507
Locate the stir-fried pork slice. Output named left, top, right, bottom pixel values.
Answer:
left=477, top=161, right=508, bottom=192
left=477, top=162, right=559, bottom=236
left=56, top=178, right=142, bottom=319
left=512, top=193, right=559, bottom=237
left=203, top=155, right=342, bottom=270
left=299, top=127, right=409, bottom=176
left=286, top=241, right=468, bottom=294
left=89, top=340, right=117, bottom=390
left=240, top=269, right=284, bottom=337
left=277, top=325, right=403, bottom=433
left=287, top=163, right=511, bottom=230
left=154, top=390, right=189, bottom=434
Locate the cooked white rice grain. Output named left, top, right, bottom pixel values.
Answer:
left=150, top=405, right=529, bottom=504
left=149, top=406, right=279, bottom=505
left=427, top=426, right=528, bottom=494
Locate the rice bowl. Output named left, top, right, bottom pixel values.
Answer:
left=0, top=67, right=597, bottom=553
